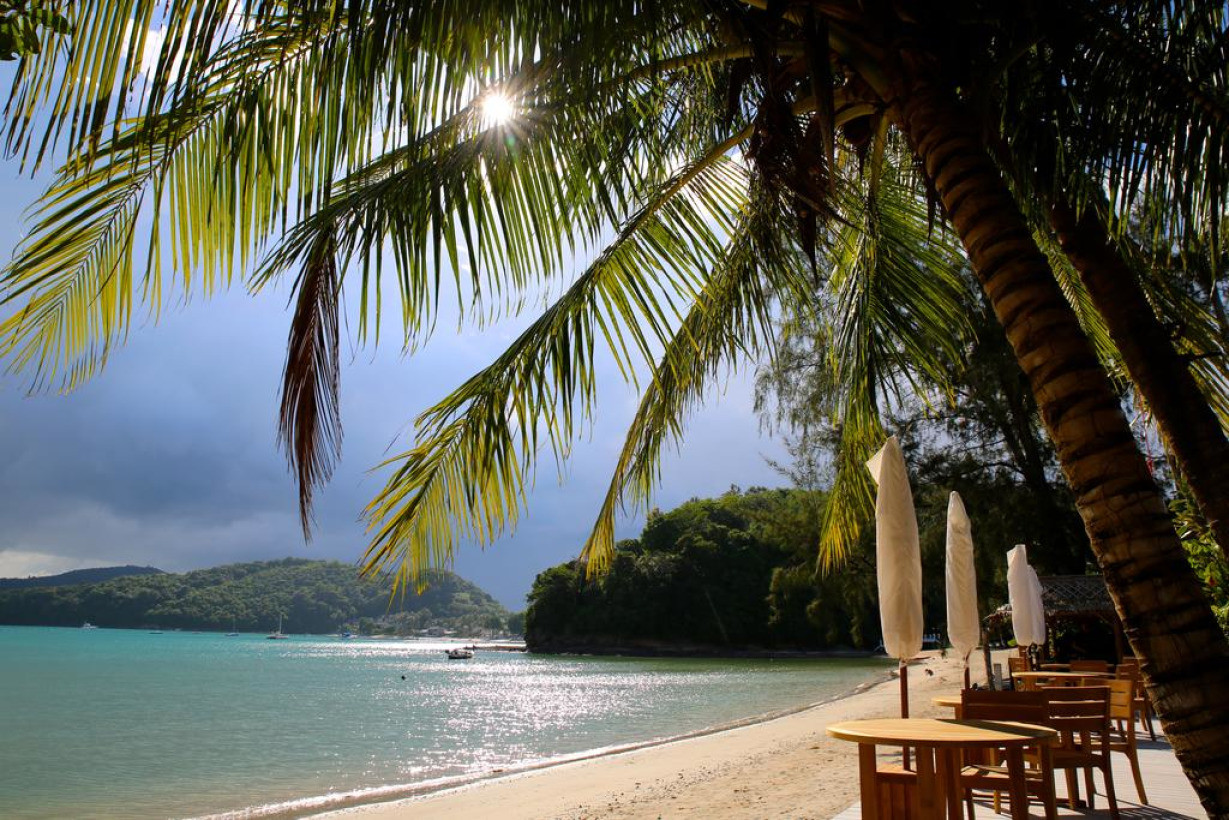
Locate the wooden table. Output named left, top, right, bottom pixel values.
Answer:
left=827, top=718, right=1056, bottom=820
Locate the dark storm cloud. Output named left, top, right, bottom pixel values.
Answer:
left=0, top=172, right=790, bottom=608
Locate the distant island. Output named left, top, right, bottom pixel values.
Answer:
left=0, top=558, right=518, bottom=636
left=0, top=564, right=164, bottom=590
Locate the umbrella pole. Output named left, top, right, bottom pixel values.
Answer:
left=899, top=660, right=911, bottom=770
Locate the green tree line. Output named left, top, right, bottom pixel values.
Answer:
left=0, top=558, right=512, bottom=635
left=526, top=485, right=1032, bottom=653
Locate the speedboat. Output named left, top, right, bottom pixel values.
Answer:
left=80, top=621, right=98, bottom=629
left=446, top=648, right=474, bottom=660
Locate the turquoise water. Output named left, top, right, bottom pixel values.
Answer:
left=0, top=626, right=888, bottom=819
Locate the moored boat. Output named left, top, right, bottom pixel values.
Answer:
left=267, top=615, right=289, bottom=640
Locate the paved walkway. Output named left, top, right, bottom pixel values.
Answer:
left=831, top=733, right=1206, bottom=819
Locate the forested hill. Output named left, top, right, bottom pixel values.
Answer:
left=0, top=558, right=511, bottom=635
left=524, top=486, right=1031, bottom=655
left=0, top=565, right=164, bottom=590
left=526, top=487, right=894, bottom=654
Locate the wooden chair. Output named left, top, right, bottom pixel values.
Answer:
left=863, top=767, right=921, bottom=820
left=1106, top=678, right=1148, bottom=804
left=1041, top=686, right=1121, bottom=819
left=1116, top=661, right=1157, bottom=741
left=1070, top=659, right=1110, bottom=674
left=959, top=690, right=1058, bottom=820
left=1008, top=657, right=1033, bottom=690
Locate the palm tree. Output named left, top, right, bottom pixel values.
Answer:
left=988, top=4, right=1229, bottom=561
left=2, top=1, right=1228, bottom=809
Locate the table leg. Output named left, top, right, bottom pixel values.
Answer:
left=936, top=748, right=963, bottom=820
left=1005, top=747, right=1029, bottom=820
left=916, top=745, right=938, bottom=818
left=1039, top=745, right=1058, bottom=820
left=859, top=743, right=880, bottom=820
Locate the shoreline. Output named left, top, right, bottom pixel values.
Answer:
left=306, top=650, right=974, bottom=820
left=197, top=683, right=880, bottom=820
left=198, top=664, right=897, bottom=819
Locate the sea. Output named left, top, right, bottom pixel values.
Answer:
left=0, top=626, right=890, bottom=819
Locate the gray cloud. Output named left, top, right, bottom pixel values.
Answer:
left=0, top=170, right=790, bottom=609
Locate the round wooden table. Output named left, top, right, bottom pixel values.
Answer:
left=932, top=694, right=962, bottom=710
left=827, top=718, right=1056, bottom=820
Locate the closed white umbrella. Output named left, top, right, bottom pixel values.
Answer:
left=945, top=492, right=979, bottom=684
left=866, top=436, right=923, bottom=726
left=1028, top=565, right=1047, bottom=647
left=1007, top=544, right=1043, bottom=647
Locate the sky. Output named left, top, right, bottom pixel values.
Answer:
left=0, top=166, right=793, bottom=609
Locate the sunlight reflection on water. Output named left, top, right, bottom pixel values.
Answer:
left=0, top=628, right=889, bottom=819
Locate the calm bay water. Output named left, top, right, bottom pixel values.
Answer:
left=0, top=626, right=888, bottom=819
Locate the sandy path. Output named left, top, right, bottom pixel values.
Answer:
left=317, top=651, right=980, bottom=820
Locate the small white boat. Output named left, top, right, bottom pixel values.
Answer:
left=446, top=648, right=474, bottom=660
left=267, top=615, right=289, bottom=640
left=80, top=621, right=98, bottom=630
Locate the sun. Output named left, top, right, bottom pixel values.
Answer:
left=479, top=92, right=517, bottom=128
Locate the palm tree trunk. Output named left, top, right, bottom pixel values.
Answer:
left=887, top=74, right=1229, bottom=814
left=1049, top=198, right=1229, bottom=562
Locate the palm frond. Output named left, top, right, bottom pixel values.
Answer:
left=278, top=226, right=341, bottom=538
left=814, top=145, right=971, bottom=566
left=0, top=11, right=358, bottom=390
left=359, top=149, right=750, bottom=591
left=581, top=189, right=812, bottom=573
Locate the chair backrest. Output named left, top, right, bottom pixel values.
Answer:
left=1008, top=656, right=1029, bottom=674
left=962, top=689, right=1049, bottom=724
left=1104, top=678, right=1135, bottom=721
left=1043, top=686, right=1111, bottom=735
left=1117, top=657, right=1140, bottom=672
left=1039, top=675, right=1082, bottom=688
left=1070, top=659, right=1110, bottom=673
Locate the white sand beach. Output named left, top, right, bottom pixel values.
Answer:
left=317, top=651, right=971, bottom=820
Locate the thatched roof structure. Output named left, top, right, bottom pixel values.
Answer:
left=1037, top=574, right=1115, bottom=615
left=985, top=572, right=1126, bottom=659
left=986, top=574, right=1115, bottom=620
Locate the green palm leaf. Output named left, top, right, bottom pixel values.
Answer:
left=360, top=148, right=749, bottom=591
left=581, top=189, right=813, bottom=573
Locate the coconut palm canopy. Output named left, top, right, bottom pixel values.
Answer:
left=2, top=0, right=1224, bottom=574
left=2, top=1, right=1229, bottom=810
